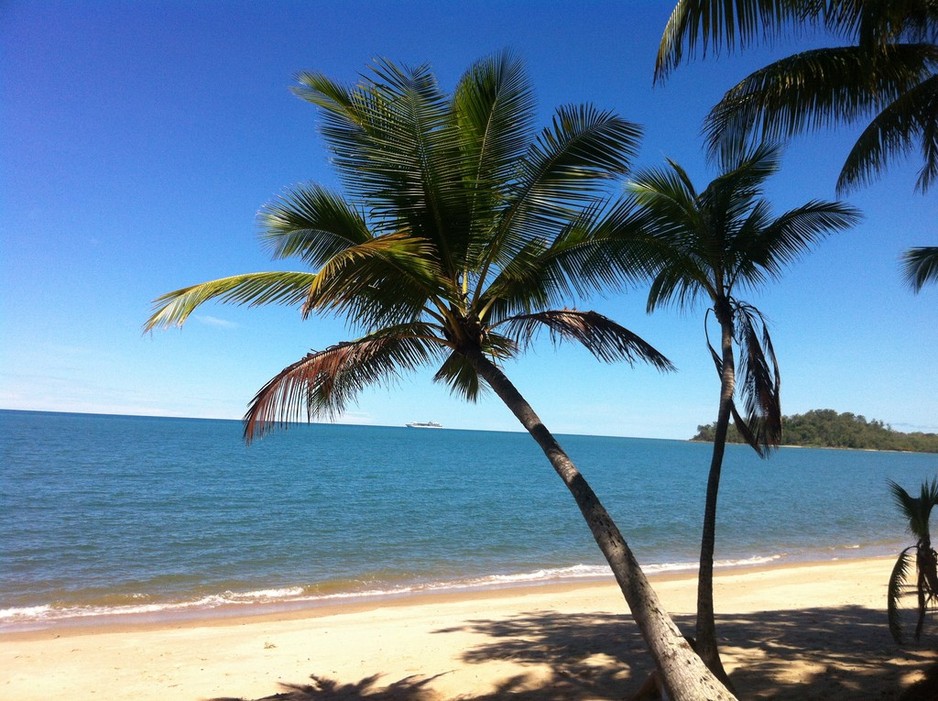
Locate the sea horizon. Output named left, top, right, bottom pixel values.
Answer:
left=2, top=409, right=934, bottom=632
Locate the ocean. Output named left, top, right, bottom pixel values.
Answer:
left=1, top=409, right=935, bottom=631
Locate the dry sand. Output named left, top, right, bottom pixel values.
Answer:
left=3, top=557, right=936, bottom=700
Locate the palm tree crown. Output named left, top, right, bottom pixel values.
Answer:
left=656, top=0, right=938, bottom=194
left=146, top=53, right=667, bottom=439
left=627, top=143, right=861, bottom=450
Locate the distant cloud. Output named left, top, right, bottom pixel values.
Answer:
left=195, top=315, right=238, bottom=329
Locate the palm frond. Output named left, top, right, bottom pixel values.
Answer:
left=452, top=51, right=536, bottom=270
left=655, top=0, right=814, bottom=82
left=144, top=272, right=318, bottom=331
left=703, top=307, right=727, bottom=379
left=497, top=106, right=641, bottom=257
left=452, top=49, right=535, bottom=195
left=260, top=185, right=372, bottom=265
left=705, top=44, right=936, bottom=159
left=901, top=245, right=938, bottom=290
left=730, top=403, right=764, bottom=456
left=293, top=61, right=461, bottom=251
left=889, top=547, right=918, bottom=644
left=300, top=233, right=447, bottom=328
left=480, top=200, right=652, bottom=323
left=708, top=139, right=782, bottom=193
left=838, top=72, right=938, bottom=193
left=889, top=478, right=938, bottom=540
left=626, top=161, right=718, bottom=311
left=244, top=327, right=445, bottom=442
left=741, top=200, right=862, bottom=281
left=733, top=301, right=782, bottom=452
left=496, top=310, right=674, bottom=370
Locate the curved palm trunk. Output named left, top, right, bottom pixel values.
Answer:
left=695, top=311, right=735, bottom=687
left=466, top=347, right=737, bottom=701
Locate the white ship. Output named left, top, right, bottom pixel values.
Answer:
left=405, top=421, right=443, bottom=429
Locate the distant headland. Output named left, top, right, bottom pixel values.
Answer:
left=692, top=409, right=938, bottom=453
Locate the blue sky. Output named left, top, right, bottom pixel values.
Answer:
left=2, top=1, right=936, bottom=439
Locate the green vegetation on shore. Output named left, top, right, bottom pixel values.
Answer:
left=692, top=409, right=938, bottom=453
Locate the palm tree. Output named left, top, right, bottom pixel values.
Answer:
left=903, top=246, right=938, bottom=290
left=145, top=54, right=736, bottom=700
left=625, top=142, right=860, bottom=682
left=655, top=0, right=938, bottom=195
left=888, top=477, right=938, bottom=644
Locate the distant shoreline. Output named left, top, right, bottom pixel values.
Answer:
left=688, top=438, right=935, bottom=454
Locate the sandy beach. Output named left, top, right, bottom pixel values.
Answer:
left=3, top=557, right=936, bottom=700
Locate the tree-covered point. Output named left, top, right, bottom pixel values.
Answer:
left=692, top=409, right=938, bottom=453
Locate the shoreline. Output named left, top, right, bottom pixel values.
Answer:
left=5, top=555, right=934, bottom=700
left=0, top=549, right=893, bottom=637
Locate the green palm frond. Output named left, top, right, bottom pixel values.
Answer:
left=708, top=140, right=781, bottom=196
left=452, top=50, right=534, bottom=195
left=481, top=201, right=650, bottom=323
left=433, top=351, right=484, bottom=402
left=631, top=144, right=856, bottom=313
left=705, top=45, right=933, bottom=155
left=260, top=185, right=373, bottom=265
left=497, top=106, right=641, bottom=261
left=889, top=478, right=938, bottom=540
left=889, top=546, right=917, bottom=644
left=294, top=61, right=461, bottom=251
left=902, top=245, right=938, bottom=290
left=645, top=255, right=714, bottom=312
left=452, top=51, right=536, bottom=269
left=497, top=310, right=675, bottom=370
left=144, top=272, right=319, bottom=331
left=298, top=233, right=444, bottom=327
left=655, top=0, right=812, bottom=82
left=742, top=200, right=861, bottom=280
left=627, top=161, right=715, bottom=311
left=833, top=1, right=938, bottom=48
left=244, top=327, right=446, bottom=442
left=839, top=73, right=938, bottom=192
left=657, top=1, right=938, bottom=199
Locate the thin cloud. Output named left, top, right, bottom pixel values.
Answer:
left=195, top=315, right=238, bottom=329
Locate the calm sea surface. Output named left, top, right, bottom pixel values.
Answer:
left=2, top=409, right=935, bottom=629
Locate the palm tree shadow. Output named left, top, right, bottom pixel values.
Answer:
left=208, top=672, right=444, bottom=701
left=438, top=605, right=937, bottom=699
left=211, top=605, right=937, bottom=700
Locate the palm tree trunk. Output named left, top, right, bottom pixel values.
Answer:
left=466, top=347, right=737, bottom=701
left=695, top=311, right=735, bottom=687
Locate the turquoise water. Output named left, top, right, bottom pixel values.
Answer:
left=1, top=409, right=935, bottom=628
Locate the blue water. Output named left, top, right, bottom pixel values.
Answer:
left=1, top=409, right=935, bottom=628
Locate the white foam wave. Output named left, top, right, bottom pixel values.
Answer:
left=0, top=556, right=787, bottom=626
left=0, top=586, right=309, bottom=624
left=0, top=605, right=53, bottom=621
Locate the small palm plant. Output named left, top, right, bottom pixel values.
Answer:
left=888, top=477, right=938, bottom=644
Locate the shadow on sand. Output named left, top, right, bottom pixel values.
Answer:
left=210, top=605, right=936, bottom=700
